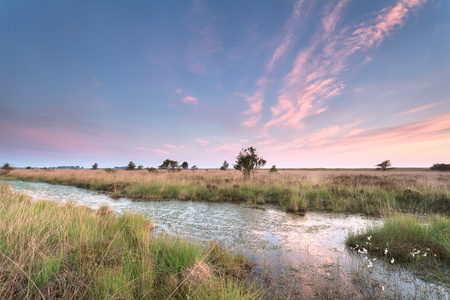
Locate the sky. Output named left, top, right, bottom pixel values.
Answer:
left=1, top=0, right=449, bottom=169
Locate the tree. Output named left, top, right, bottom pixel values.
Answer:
left=191, top=165, right=198, bottom=171
left=233, top=147, right=266, bottom=179
left=181, top=162, right=189, bottom=170
left=159, top=159, right=180, bottom=172
left=147, top=167, right=158, bottom=173
left=92, top=163, right=98, bottom=170
left=431, top=163, right=450, bottom=171
left=220, top=160, right=229, bottom=171
left=137, top=165, right=144, bottom=170
left=376, top=160, right=391, bottom=171
left=269, top=165, right=278, bottom=173
left=127, top=161, right=136, bottom=170
left=1, top=162, right=14, bottom=174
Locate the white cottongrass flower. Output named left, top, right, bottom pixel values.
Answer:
left=390, top=258, right=395, bottom=264
left=423, top=252, right=427, bottom=257
left=367, top=235, right=372, bottom=241
left=382, top=286, right=385, bottom=291
left=384, top=248, right=388, bottom=255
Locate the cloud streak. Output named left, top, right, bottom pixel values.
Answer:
left=137, top=147, right=170, bottom=155
left=398, top=102, right=439, bottom=116
left=266, top=0, right=427, bottom=130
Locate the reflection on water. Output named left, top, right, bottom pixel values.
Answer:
left=3, top=180, right=448, bottom=299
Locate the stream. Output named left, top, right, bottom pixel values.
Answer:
left=2, top=180, right=448, bottom=299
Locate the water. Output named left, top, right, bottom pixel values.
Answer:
left=3, top=180, right=448, bottom=299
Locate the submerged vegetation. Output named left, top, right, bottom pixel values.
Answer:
left=0, top=185, right=262, bottom=299
left=2, top=169, right=449, bottom=216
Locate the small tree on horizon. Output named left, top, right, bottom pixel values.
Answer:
left=159, top=159, right=180, bottom=172
left=137, top=165, right=144, bottom=170
left=233, top=147, right=266, bottom=180
left=92, top=163, right=98, bottom=170
left=127, top=161, right=136, bottom=171
left=181, top=162, right=189, bottom=170
left=191, top=165, right=198, bottom=171
left=1, top=162, right=14, bottom=174
left=220, top=160, right=229, bottom=171
left=376, top=160, right=391, bottom=171
left=269, top=165, right=278, bottom=173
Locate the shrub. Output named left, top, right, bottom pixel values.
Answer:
left=431, top=163, right=450, bottom=171
left=269, top=165, right=278, bottom=173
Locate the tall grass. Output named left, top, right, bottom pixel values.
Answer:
left=2, top=169, right=449, bottom=216
left=347, top=214, right=450, bottom=283
left=0, top=185, right=262, bottom=299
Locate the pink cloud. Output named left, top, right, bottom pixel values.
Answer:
left=289, top=112, right=450, bottom=153
left=181, top=96, right=199, bottom=105
left=322, top=0, right=349, bottom=33
left=266, top=0, right=426, bottom=130
left=137, top=147, right=170, bottom=155
left=348, top=0, right=426, bottom=51
left=235, top=90, right=265, bottom=127
left=0, top=121, right=97, bottom=153
left=267, top=0, right=307, bottom=71
left=195, top=138, right=210, bottom=145
left=164, top=144, right=176, bottom=149
left=398, top=103, right=439, bottom=116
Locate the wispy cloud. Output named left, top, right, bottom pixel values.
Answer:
left=267, top=0, right=308, bottom=71
left=195, top=138, right=210, bottom=145
left=137, top=147, right=169, bottom=155
left=289, top=111, right=449, bottom=152
left=164, top=144, right=176, bottom=149
left=322, top=0, right=349, bottom=33
left=181, top=96, right=199, bottom=105
left=266, top=0, right=427, bottom=130
left=398, top=102, right=439, bottom=116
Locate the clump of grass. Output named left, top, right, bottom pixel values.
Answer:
left=347, top=214, right=450, bottom=283
left=0, top=185, right=262, bottom=299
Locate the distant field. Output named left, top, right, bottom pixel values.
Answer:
left=2, top=168, right=449, bottom=216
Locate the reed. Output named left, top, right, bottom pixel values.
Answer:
left=0, top=185, right=262, bottom=299
left=3, top=168, right=449, bottom=216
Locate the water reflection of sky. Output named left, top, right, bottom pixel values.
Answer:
left=3, top=180, right=448, bottom=299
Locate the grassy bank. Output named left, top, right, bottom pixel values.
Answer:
left=2, top=169, right=449, bottom=216
left=347, top=214, right=450, bottom=283
left=0, top=185, right=262, bottom=299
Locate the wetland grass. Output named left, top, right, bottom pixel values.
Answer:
left=0, top=185, right=262, bottom=299
left=3, top=168, right=449, bottom=216
left=347, top=213, right=450, bottom=284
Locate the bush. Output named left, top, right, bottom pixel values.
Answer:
left=431, top=163, right=450, bottom=171
left=269, top=165, right=278, bottom=173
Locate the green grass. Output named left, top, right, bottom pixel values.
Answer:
left=0, top=185, right=262, bottom=299
left=347, top=214, right=450, bottom=283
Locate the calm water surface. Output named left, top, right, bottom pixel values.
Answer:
left=3, top=180, right=448, bottom=299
